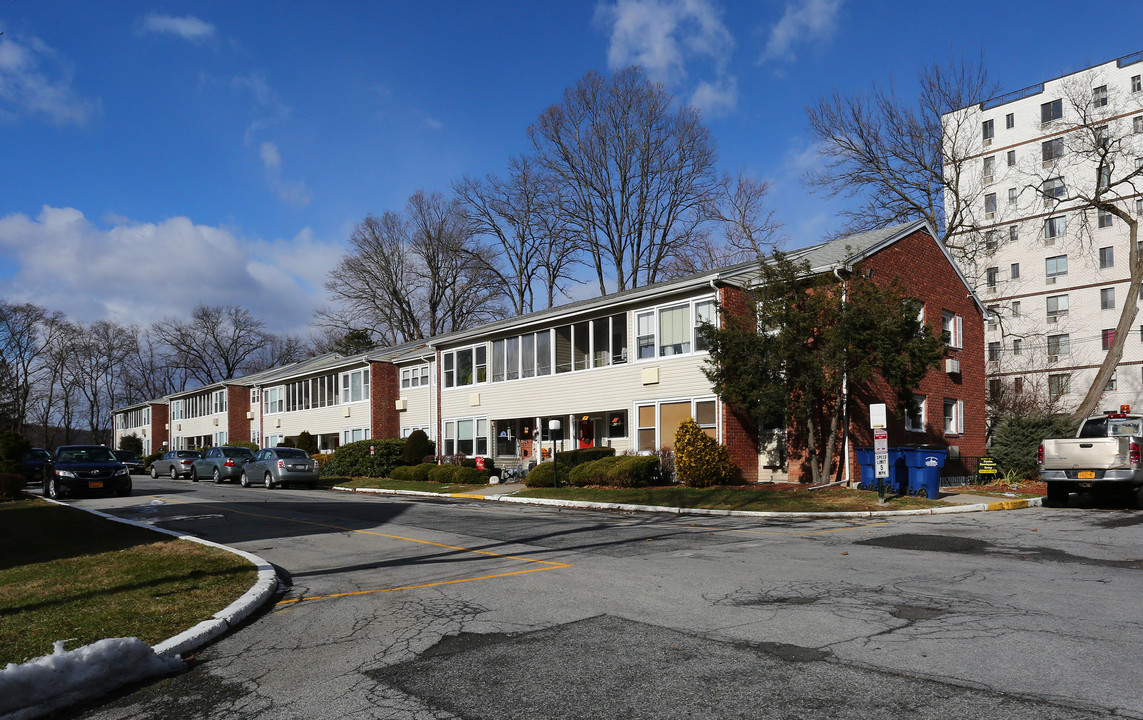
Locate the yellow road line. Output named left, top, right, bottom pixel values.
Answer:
left=275, top=565, right=565, bottom=606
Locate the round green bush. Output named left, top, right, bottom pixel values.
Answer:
left=328, top=439, right=407, bottom=478
left=452, top=466, right=487, bottom=484
left=389, top=465, right=412, bottom=481
left=569, top=456, right=626, bottom=487
left=410, top=463, right=434, bottom=483
left=524, top=460, right=570, bottom=488
left=402, top=430, right=434, bottom=466
left=608, top=455, right=661, bottom=488
left=428, top=465, right=460, bottom=483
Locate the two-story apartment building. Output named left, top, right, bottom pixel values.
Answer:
left=942, top=51, right=1143, bottom=412
left=111, top=399, right=168, bottom=455
left=113, top=221, right=984, bottom=483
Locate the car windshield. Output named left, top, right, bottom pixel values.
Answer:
left=223, top=448, right=254, bottom=459
left=25, top=450, right=50, bottom=461
left=57, top=447, right=117, bottom=463
left=275, top=449, right=310, bottom=459
left=176, top=451, right=202, bottom=458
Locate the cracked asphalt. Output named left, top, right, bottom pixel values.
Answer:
left=52, top=479, right=1143, bottom=719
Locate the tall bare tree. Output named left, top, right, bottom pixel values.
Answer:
left=152, top=304, right=271, bottom=386
left=321, top=192, right=505, bottom=344
left=0, top=301, right=67, bottom=433
left=530, top=66, right=721, bottom=294
left=454, top=155, right=579, bottom=314
left=804, top=56, right=998, bottom=266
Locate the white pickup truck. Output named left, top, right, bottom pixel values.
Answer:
left=1038, top=408, right=1143, bottom=508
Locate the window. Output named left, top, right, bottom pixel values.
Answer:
left=943, top=399, right=964, bottom=435
left=1041, top=99, right=1062, bottom=123
left=634, top=397, right=719, bottom=450
left=1102, top=287, right=1116, bottom=310
left=401, top=365, right=430, bottom=389
left=1048, top=374, right=1070, bottom=401
left=341, top=426, right=370, bottom=446
left=521, top=333, right=535, bottom=379
left=941, top=311, right=962, bottom=349
left=610, top=314, right=628, bottom=364
left=658, top=304, right=691, bottom=356
left=1099, top=210, right=1114, bottom=229
left=985, top=231, right=998, bottom=251
left=1005, top=112, right=1014, bottom=129
left=536, top=329, right=552, bottom=376
left=988, top=341, right=1001, bottom=361
left=443, top=353, right=455, bottom=387
left=1008, top=225, right=1018, bottom=244
left=1099, top=165, right=1111, bottom=190
left=986, top=266, right=999, bottom=288
left=987, top=306, right=999, bottom=327
left=982, top=155, right=995, bottom=182
left=250, top=388, right=259, bottom=404
left=1095, top=125, right=1109, bottom=149
left=1010, top=263, right=1020, bottom=279
left=982, top=119, right=994, bottom=141
left=905, top=395, right=926, bottom=432
left=984, top=193, right=997, bottom=215
left=988, top=379, right=1002, bottom=400
left=635, top=312, right=655, bottom=360
left=1046, top=294, right=1068, bottom=318
left=1011, top=300, right=1021, bottom=316
left=443, top=346, right=483, bottom=387
left=505, top=336, right=520, bottom=380
left=1093, top=85, right=1108, bottom=108
left=1134, top=75, right=1142, bottom=93
left=1007, top=187, right=1018, bottom=205
left=1100, top=246, right=1114, bottom=267
left=1014, top=377, right=1024, bottom=395
left=1045, top=216, right=1066, bottom=238
left=634, top=298, right=715, bottom=360
left=1012, top=338, right=1022, bottom=355
left=341, top=368, right=369, bottom=403
left=1106, top=372, right=1118, bottom=392
left=1138, top=199, right=1143, bottom=216
left=1135, top=116, right=1143, bottom=134
left=694, top=300, right=715, bottom=352
left=263, top=387, right=284, bottom=414
left=1102, top=328, right=1117, bottom=351
left=1043, top=177, right=1065, bottom=200
left=573, top=320, right=590, bottom=371
left=1042, top=138, right=1063, bottom=162
left=1006, top=149, right=1016, bottom=166
left=1045, top=255, right=1067, bottom=278
left=1047, top=334, right=1070, bottom=356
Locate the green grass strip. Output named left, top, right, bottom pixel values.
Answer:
left=515, top=486, right=943, bottom=512
left=332, top=477, right=485, bottom=494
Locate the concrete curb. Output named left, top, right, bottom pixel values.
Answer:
left=39, top=497, right=279, bottom=659
left=331, top=485, right=1045, bottom=518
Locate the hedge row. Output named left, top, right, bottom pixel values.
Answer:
left=568, top=455, right=660, bottom=488
left=325, top=439, right=406, bottom=478
left=389, top=462, right=488, bottom=484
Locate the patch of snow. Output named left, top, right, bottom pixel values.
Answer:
left=0, top=637, right=183, bottom=719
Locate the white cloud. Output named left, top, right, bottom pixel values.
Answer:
left=596, top=0, right=738, bottom=113
left=762, top=0, right=842, bottom=63
left=138, top=14, right=217, bottom=42
left=230, top=72, right=293, bottom=144
left=257, top=141, right=311, bottom=207
left=0, top=207, right=337, bottom=333
left=420, top=116, right=443, bottom=131
left=259, top=141, right=282, bottom=172
left=0, top=27, right=102, bottom=126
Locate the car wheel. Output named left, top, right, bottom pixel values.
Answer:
left=170, top=467, right=178, bottom=480
left=47, top=477, right=61, bottom=500
left=307, top=482, right=317, bottom=490
left=1046, top=483, right=1068, bottom=508
left=190, top=467, right=198, bottom=482
left=1136, top=484, right=1143, bottom=510
left=240, top=471, right=250, bottom=488
left=213, top=468, right=223, bottom=484
left=116, top=478, right=132, bottom=497
left=264, top=472, right=274, bottom=489
left=150, top=465, right=158, bottom=479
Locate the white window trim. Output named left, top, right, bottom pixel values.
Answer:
left=943, top=399, right=964, bottom=436
left=906, top=395, right=926, bottom=433
left=441, top=416, right=489, bottom=457
left=341, top=426, right=372, bottom=445
left=633, top=295, right=717, bottom=363
left=340, top=367, right=371, bottom=404
left=442, top=344, right=488, bottom=389
left=633, top=396, right=720, bottom=452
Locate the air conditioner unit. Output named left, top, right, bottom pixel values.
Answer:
left=948, top=445, right=961, bottom=459
left=343, top=407, right=351, bottom=418
left=275, top=418, right=281, bottom=428
left=1045, top=238, right=1055, bottom=245
left=1047, top=316, right=1059, bottom=324
left=1046, top=277, right=1056, bottom=284
left=985, top=212, right=996, bottom=220
left=246, top=411, right=254, bottom=420
left=395, top=399, right=408, bottom=411
left=1048, top=355, right=1059, bottom=363
left=945, top=358, right=961, bottom=374
left=983, top=138, right=993, bottom=147
left=983, top=175, right=994, bottom=185
left=213, top=417, right=219, bottom=426
left=987, top=360, right=1000, bottom=371
left=986, top=287, right=996, bottom=294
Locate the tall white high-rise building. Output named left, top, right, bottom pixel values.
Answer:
left=943, top=52, right=1143, bottom=413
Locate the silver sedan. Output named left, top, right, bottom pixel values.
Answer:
left=240, top=447, right=319, bottom=489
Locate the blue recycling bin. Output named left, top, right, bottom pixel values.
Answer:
left=856, top=447, right=908, bottom=494
left=902, top=446, right=948, bottom=498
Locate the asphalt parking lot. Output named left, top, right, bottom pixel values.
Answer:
left=57, top=478, right=1143, bottom=719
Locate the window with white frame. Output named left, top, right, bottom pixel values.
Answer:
left=251, top=429, right=260, bottom=445
left=1106, top=371, right=1118, bottom=392
left=1006, top=149, right=1016, bottom=166
left=1099, top=246, right=1114, bottom=267
left=1005, top=112, right=1014, bottom=129
left=1101, top=287, right=1115, bottom=310
left=1046, top=294, right=1069, bottom=318
left=1044, top=216, right=1066, bottom=238
left=443, top=345, right=486, bottom=387
left=984, top=193, right=997, bottom=216
left=982, top=119, right=994, bottom=140
left=986, top=267, right=998, bottom=288
left=905, top=395, right=926, bottom=432
left=401, top=365, right=430, bottom=389
left=634, top=397, right=718, bottom=451
left=1092, top=85, right=1108, bottom=108
left=1047, top=333, right=1070, bottom=357
left=400, top=426, right=432, bottom=439
left=1043, top=177, right=1065, bottom=200
left=211, top=389, right=227, bottom=414
left=1099, top=210, right=1114, bottom=229
left=341, top=426, right=371, bottom=445
left=263, top=386, right=284, bottom=414
left=632, top=297, right=716, bottom=360
left=1007, top=187, right=1017, bottom=205
left=442, top=417, right=487, bottom=456
left=1135, top=116, right=1143, bottom=133
left=1134, top=75, right=1142, bottom=93
left=941, top=311, right=962, bottom=349
left=1008, top=224, right=1018, bottom=243
left=1011, top=262, right=1020, bottom=279
left=1045, top=254, right=1067, bottom=277
left=1040, top=99, right=1062, bottom=123
left=943, top=399, right=964, bottom=435
left=341, top=367, right=370, bottom=402
left=982, top=155, right=995, bottom=182
left=250, top=388, right=259, bottom=404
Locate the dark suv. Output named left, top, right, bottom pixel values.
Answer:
left=43, top=445, right=132, bottom=499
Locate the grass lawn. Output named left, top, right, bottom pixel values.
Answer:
left=332, top=477, right=486, bottom=494
left=0, top=497, right=256, bottom=666
left=516, top=485, right=944, bottom=513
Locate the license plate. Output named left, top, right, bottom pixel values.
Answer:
left=1078, top=471, right=1095, bottom=479
left=89, top=481, right=103, bottom=489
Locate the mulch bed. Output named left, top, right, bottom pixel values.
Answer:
left=945, top=479, right=1047, bottom=496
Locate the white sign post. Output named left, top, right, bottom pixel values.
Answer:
left=870, top=403, right=888, bottom=503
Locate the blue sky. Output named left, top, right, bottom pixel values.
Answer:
left=1, top=1, right=1139, bottom=333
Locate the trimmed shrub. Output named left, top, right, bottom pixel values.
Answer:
left=428, top=465, right=460, bottom=483
left=389, top=465, right=412, bottom=480
left=410, top=463, right=434, bottom=483
left=524, top=460, right=570, bottom=488
left=461, top=458, right=477, bottom=468
left=296, top=431, right=319, bottom=455
left=0, top=431, right=31, bottom=475
left=555, top=447, right=616, bottom=469
left=0, top=473, right=26, bottom=500
left=569, top=456, right=627, bottom=487
left=674, top=419, right=739, bottom=487
left=991, top=413, right=1079, bottom=480
left=452, top=466, right=488, bottom=484
left=230, top=441, right=259, bottom=452
left=327, top=439, right=407, bottom=478
left=118, top=433, right=144, bottom=456
left=402, top=430, right=434, bottom=466
left=143, top=451, right=163, bottom=469
left=609, top=455, right=661, bottom=488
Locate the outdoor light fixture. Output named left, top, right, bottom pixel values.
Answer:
left=548, top=419, right=562, bottom=487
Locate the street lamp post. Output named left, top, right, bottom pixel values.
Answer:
left=548, top=419, right=562, bottom=487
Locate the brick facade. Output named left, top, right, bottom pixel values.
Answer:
left=370, top=361, right=401, bottom=439
left=151, top=403, right=169, bottom=450
left=226, top=384, right=250, bottom=445
left=718, top=285, right=760, bottom=482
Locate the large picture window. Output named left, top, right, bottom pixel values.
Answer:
left=634, top=397, right=718, bottom=451
left=443, top=417, right=488, bottom=457
left=443, top=346, right=485, bottom=388
left=340, top=368, right=370, bottom=403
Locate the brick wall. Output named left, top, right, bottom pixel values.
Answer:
left=226, top=385, right=249, bottom=444
left=718, top=285, right=759, bottom=481
left=370, top=361, right=401, bottom=439
left=151, top=403, right=169, bottom=451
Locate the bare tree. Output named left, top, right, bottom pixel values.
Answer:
left=1017, top=75, right=1143, bottom=420
left=321, top=192, right=505, bottom=344
left=152, top=304, right=271, bottom=386
left=247, top=333, right=312, bottom=373
left=454, top=155, right=579, bottom=314
left=69, top=320, right=132, bottom=445
left=121, top=324, right=188, bottom=400
left=530, top=66, right=721, bottom=294
left=0, top=301, right=67, bottom=434
left=805, top=56, right=998, bottom=266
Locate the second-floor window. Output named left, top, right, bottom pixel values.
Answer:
left=341, top=368, right=370, bottom=403
left=1045, top=255, right=1068, bottom=278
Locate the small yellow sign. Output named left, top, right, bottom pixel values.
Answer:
left=978, top=457, right=998, bottom=475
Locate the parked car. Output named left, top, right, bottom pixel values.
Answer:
left=150, top=450, right=203, bottom=479
left=43, top=445, right=132, bottom=499
left=110, top=450, right=145, bottom=475
left=22, top=448, right=50, bottom=485
left=190, top=446, right=255, bottom=484
left=241, top=447, right=319, bottom=489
